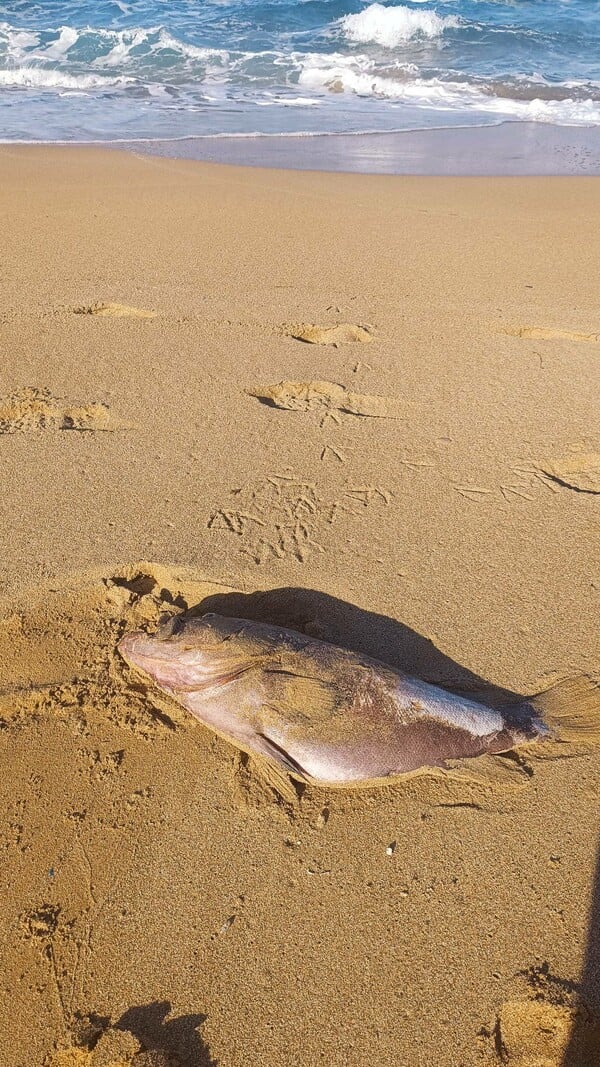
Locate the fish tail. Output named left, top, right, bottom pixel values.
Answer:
left=529, top=673, right=600, bottom=744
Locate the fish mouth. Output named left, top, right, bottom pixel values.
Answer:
left=118, top=630, right=260, bottom=693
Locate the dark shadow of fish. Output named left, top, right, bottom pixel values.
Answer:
left=118, top=590, right=600, bottom=786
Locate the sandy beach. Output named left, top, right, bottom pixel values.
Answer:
left=0, top=146, right=599, bottom=1067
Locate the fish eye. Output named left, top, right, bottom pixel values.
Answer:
left=157, top=614, right=185, bottom=640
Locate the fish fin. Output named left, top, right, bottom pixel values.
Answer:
left=530, top=673, right=600, bottom=743
left=256, top=728, right=309, bottom=780
left=445, top=753, right=533, bottom=790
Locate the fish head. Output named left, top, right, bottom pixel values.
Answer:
left=118, top=612, right=275, bottom=693
left=118, top=613, right=333, bottom=775
left=118, top=613, right=404, bottom=782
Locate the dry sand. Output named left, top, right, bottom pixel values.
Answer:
left=0, top=147, right=599, bottom=1067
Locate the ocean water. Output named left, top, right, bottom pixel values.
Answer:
left=0, top=0, right=599, bottom=143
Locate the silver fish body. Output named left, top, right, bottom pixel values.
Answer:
left=119, top=613, right=543, bottom=784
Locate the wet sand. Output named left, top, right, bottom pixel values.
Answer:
left=0, top=147, right=599, bottom=1066
left=124, top=121, right=600, bottom=175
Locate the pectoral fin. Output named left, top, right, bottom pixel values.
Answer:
left=256, top=727, right=309, bottom=779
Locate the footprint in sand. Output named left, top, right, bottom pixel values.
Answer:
left=248, top=380, right=399, bottom=420
left=73, top=302, right=156, bottom=319
left=492, top=962, right=600, bottom=1066
left=504, top=325, right=600, bottom=343
left=47, top=1021, right=177, bottom=1066
left=538, top=452, right=600, bottom=494
left=494, top=998, right=594, bottom=1066
left=287, top=323, right=374, bottom=345
left=495, top=998, right=571, bottom=1065
left=0, top=387, right=127, bottom=433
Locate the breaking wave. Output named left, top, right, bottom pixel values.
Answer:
left=297, top=55, right=600, bottom=125
left=338, top=4, right=460, bottom=47
left=0, top=66, right=131, bottom=90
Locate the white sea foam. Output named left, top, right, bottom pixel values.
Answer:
left=0, top=23, right=231, bottom=72
left=339, top=3, right=459, bottom=47
left=257, top=93, right=321, bottom=107
left=0, top=24, right=40, bottom=59
left=94, top=26, right=230, bottom=67
left=297, top=56, right=600, bottom=124
left=0, top=66, right=131, bottom=90
left=95, top=28, right=157, bottom=68
left=42, top=26, right=79, bottom=59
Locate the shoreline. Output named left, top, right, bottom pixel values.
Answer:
left=4, top=121, right=600, bottom=175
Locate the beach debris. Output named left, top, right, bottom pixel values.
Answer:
left=248, top=380, right=399, bottom=418
left=288, top=323, right=373, bottom=345
left=504, top=325, right=600, bottom=343
left=0, top=387, right=128, bottom=433
left=538, top=452, right=600, bottom=494
left=120, top=614, right=600, bottom=786
left=73, top=302, right=156, bottom=319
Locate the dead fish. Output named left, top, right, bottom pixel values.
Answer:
left=119, top=614, right=600, bottom=785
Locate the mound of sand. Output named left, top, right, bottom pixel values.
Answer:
left=0, top=387, right=126, bottom=434
left=248, top=380, right=399, bottom=419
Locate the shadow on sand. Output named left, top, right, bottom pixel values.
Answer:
left=116, top=1000, right=216, bottom=1066
left=562, top=844, right=600, bottom=1065
left=196, top=585, right=519, bottom=691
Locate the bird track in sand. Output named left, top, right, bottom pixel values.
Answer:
left=207, top=474, right=393, bottom=564
left=503, top=324, right=600, bottom=343
left=452, top=459, right=600, bottom=502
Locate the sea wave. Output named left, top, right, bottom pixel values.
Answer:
left=338, top=4, right=460, bottom=47
left=0, top=22, right=231, bottom=69
left=1, top=1, right=599, bottom=139
left=297, top=56, right=600, bottom=124
left=0, top=66, right=132, bottom=90
left=90, top=26, right=231, bottom=68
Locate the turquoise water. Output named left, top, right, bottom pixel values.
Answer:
left=1, top=0, right=599, bottom=141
